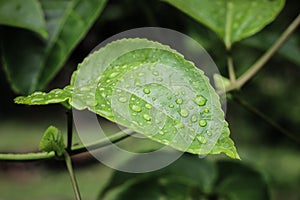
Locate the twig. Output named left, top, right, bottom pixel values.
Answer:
left=226, top=13, right=300, bottom=93
left=0, top=129, right=133, bottom=162
left=233, top=94, right=300, bottom=144
left=64, top=151, right=81, bottom=200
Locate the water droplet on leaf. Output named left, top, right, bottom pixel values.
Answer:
left=179, top=108, right=189, bottom=117
left=118, top=96, right=127, bottom=103
left=131, top=104, right=142, bottom=112
left=169, top=104, right=174, bottom=108
left=191, top=115, right=197, bottom=122
left=143, top=88, right=151, bottom=94
left=197, top=135, right=207, bottom=144
left=194, top=95, right=207, bottom=106
left=109, top=72, right=119, bottom=78
left=199, top=120, right=207, bottom=127
left=143, top=114, right=151, bottom=121
left=175, top=98, right=183, bottom=105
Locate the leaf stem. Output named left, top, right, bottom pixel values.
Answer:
left=0, top=129, right=133, bottom=162
left=233, top=94, right=300, bottom=144
left=226, top=13, right=300, bottom=93
left=227, top=51, right=237, bottom=85
left=64, top=151, right=82, bottom=200
left=67, top=110, right=73, bottom=151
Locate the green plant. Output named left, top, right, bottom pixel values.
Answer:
left=1, top=0, right=300, bottom=199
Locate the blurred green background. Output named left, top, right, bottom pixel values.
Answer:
left=0, top=0, right=299, bottom=199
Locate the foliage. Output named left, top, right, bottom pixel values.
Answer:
left=164, top=0, right=285, bottom=49
left=1, top=0, right=300, bottom=199
left=0, top=0, right=107, bottom=94
left=99, top=155, right=269, bottom=200
left=15, top=38, right=239, bottom=159
left=39, top=126, right=65, bottom=156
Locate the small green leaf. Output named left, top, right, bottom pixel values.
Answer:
left=214, top=74, right=231, bottom=91
left=163, top=0, right=285, bottom=48
left=39, top=126, right=65, bottom=156
left=16, top=38, right=239, bottom=159
left=0, top=0, right=47, bottom=38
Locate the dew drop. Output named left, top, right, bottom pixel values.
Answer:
left=204, top=108, right=209, bottom=113
left=199, top=120, right=207, bottom=127
left=109, top=72, right=119, bottom=78
left=138, top=72, right=145, bottom=77
left=206, top=130, right=212, bottom=136
left=194, top=95, right=207, bottom=106
left=175, top=98, right=183, bottom=105
left=174, top=121, right=184, bottom=129
left=131, top=104, right=142, bottom=112
left=143, top=88, right=151, bottom=94
left=191, top=115, right=197, bottom=122
left=143, top=114, right=151, bottom=121
left=152, top=71, right=159, bottom=76
left=118, top=96, right=127, bottom=103
left=179, top=108, right=189, bottom=117
left=197, top=135, right=207, bottom=144
left=145, top=103, right=152, bottom=109
left=155, top=119, right=161, bottom=124
left=169, top=104, right=174, bottom=108
left=156, top=77, right=163, bottom=82
left=158, top=131, right=164, bottom=135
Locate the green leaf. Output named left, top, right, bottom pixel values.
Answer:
left=163, top=0, right=285, bottom=48
left=0, top=0, right=47, bottom=38
left=216, top=161, right=270, bottom=200
left=1, top=0, right=107, bottom=94
left=14, top=86, right=73, bottom=105
left=39, top=126, right=65, bottom=156
left=99, top=155, right=216, bottom=200
left=99, top=156, right=269, bottom=200
left=15, top=38, right=239, bottom=159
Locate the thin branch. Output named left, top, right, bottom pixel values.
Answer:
left=67, top=110, right=73, bottom=151
left=0, top=151, right=55, bottom=161
left=233, top=94, right=300, bottom=144
left=64, top=151, right=82, bottom=200
left=70, top=129, right=134, bottom=155
left=0, top=129, right=133, bottom=162
left=227, top=52, right=237, bottom=85
left=226, top=13, right=300, bottom=93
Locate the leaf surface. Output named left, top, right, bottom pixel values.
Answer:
left=15, top=38, right=239, bottom=159
left=0, top=0, right=47, bottom=38
left=2, top=0, right=107, bottom=94
left=39, top=126, right=65, bottom=156
left=164, top=0, right=285, bottom=48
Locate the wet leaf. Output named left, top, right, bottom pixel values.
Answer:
left=15, top=38, right=239, bottom=159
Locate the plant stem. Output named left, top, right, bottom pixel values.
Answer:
left=0, top=151, right=55, bottom=161
left=67, top=110, right=73, bottom=151
left=233, top=94, right=300, bottom=144
left=0, top=129, right=133, bottom=162
left=70, top=129, right=134, bottom=155
left=227, top=51, right=237, bottom=85
left=64, top=151, right=81, bottom=200
left=226, top=13, right=300, bottom=93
